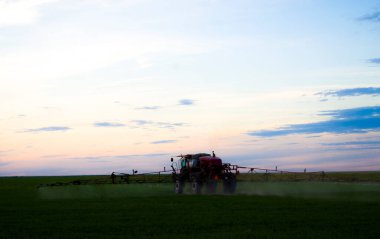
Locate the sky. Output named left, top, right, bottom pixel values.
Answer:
left=0, top=0, right=380, bottom=176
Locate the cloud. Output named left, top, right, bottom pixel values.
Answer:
left=247, top=105, right=380, bottom=137
left=318, top=105, right=380, bottom=119
left=368, top=58, right=380, bottom=64
left=25, top=126, right=71, bottom=132
left=322, top=146, right=380, bottom=152
left=131, top=120, right=152, bottom=126
left=94, top=122, right=125, bottom=127
left=135, top=106, right=161, bottom=110
left=151, top=140, right=177, bottom=144
left=321, top=140, right=380, bottom=146
left=0, top=0, right=57, bottom=27
left=131, top=120, right=185, bottom=129
left=317, top=87, right=380, bottom=97
left=156, top=122, right=185, bottom=129
left=358, top=11, right=380, bottom=22
left=321, top=140, right=380, bottom=151
left=179, top=99, right=194, bottom=106
left=305, top=135, right=321, bottom=138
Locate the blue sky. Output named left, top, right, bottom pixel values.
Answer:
left=0, top=0, right=379, bottom=176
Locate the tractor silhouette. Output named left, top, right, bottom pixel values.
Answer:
left=171, top=152, right=237, bottom=194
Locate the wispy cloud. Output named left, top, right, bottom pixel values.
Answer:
left=25, top=126, right=71, bottom=132
left=305, top=135, right=321, bottom=138
left=94, top=122, right=125, bottom=127
left=318, top=105, right=380, bottom=119
left=131, top=120, right=152, bottom=126
left=179, top=99, right=194, bottom=106
left=317, top=87, right=380, bottom=97
left=151, top=140, right=177, bottom=144
left=368, top=58, right=380, bottom=64
left=358, top=11, right=380, bottom=22
left=135, top=106, right=161, bottom=110
left=321, top=146, right=380, bottom=152
left=321, top=141, right=380, bottom=146
left=247, top=105, right=380, bottom=137
left=156, top=122, right=185, bottom=129
left=131, top=120, right=185, bottom=129
left=320, top=140, right=380, bottom=151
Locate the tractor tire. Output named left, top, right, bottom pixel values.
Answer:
left=191, top=179, right=202, bottom=194
left=223, top=173, right=237, bottom=194
left=206, top=180, right=217, bottom=194
left=175, top=180, right=183, bottom=194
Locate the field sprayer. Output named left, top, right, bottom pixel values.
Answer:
left=170, top=152, right=238, bottom=194
left=38, top=151, right=326, bottom=194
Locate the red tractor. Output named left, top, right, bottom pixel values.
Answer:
left=170, top=152, right=237, bottom=194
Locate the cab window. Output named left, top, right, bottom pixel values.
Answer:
left=181, top=159, right=186, bottom=168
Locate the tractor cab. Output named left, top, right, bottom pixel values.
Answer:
left=176, top=153, right=211, bottom=170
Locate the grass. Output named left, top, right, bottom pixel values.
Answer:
left=0, top=174, right=380, bottom=239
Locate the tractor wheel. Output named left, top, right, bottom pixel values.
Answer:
left=191, top=179, right=202, bottom=194
left=175, top=180, right=183, bottom=194
left=206, top=180, right=217, bottom=194
left=223, top=173, right=237, bottom=194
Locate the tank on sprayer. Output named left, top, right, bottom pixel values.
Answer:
left=170, top=152, right=237, bottom=194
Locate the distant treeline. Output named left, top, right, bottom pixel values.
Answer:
left=237, top=171, right=380, bottom=182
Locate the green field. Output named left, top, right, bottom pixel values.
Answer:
left=1, top=174, right=380, bottom=239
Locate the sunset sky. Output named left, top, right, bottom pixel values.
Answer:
left=1, top=0, right=380, bottom=176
